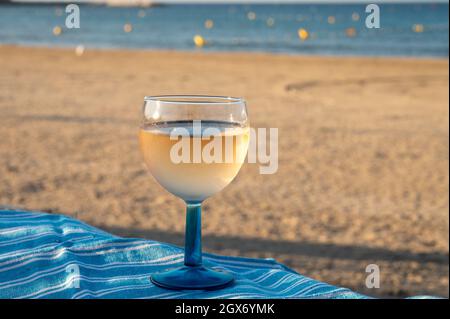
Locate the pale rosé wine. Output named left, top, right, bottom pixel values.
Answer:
left=139, top=120, right=249, bottom=202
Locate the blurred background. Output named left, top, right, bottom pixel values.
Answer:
left=0, top=0, right=448, bottom=297
left=1, top=1, right=449, bottom=56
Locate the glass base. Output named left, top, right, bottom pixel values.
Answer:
left=151, top=266, right=234, bottom=290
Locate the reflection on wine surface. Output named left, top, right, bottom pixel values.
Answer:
left=139, top=120, right=249, bottom=202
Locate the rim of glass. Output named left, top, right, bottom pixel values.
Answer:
left=144, top=95, right=245, bottom=105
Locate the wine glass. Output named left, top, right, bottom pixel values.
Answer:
left=139, top=95, right=249, bottom=290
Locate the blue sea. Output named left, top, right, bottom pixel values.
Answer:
left=0, top=3, right=448, bottom=57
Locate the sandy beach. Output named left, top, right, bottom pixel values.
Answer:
left=0, top=45, right=448, bottom=297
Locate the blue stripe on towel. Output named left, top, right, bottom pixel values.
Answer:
left=0, top=209, right=370, bottom=299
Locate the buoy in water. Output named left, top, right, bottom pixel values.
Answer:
left=247, top=12, right=256, bottom=21
left=345, top=27, right=357, bottom=37
left=327, top=16, right=336, bottom=24
left=266, top=17, right=275, bottom=27
left=193, top=35, right=205, bottom=47
left=412, top=24, right=424, bottom=33
left=123, top=23, right=133, bottom=33
left=52, top=26, right=62, bottom=36
left=204, top=19, right=214, bottom=29
left=298, top=28, right=309, bottom=41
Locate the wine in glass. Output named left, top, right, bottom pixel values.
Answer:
left=139, top=95, right=249, bottom=290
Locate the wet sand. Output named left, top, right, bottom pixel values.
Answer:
left=0, top=45, right=448, bottom=297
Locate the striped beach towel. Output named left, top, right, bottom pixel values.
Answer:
left=0, top=208, right=367, bottom=299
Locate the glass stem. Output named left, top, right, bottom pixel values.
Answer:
left=184, top=202, right=202, bottom=267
